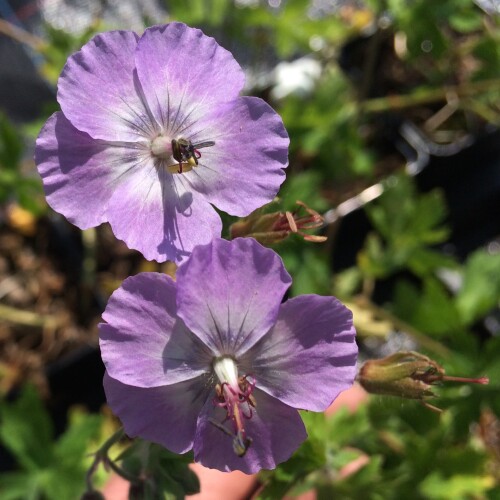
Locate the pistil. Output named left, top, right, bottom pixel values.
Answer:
left=212, top=357, right=256, bottom=457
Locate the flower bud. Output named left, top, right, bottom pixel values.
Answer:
left=230, top=200, right=327, bottom=244
left=358, top=351, right=488, bottom=407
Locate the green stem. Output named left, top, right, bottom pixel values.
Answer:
left=359, top=78, right=500, bottom=114
left=0, top=303, right=58, bottom=329
left=0, top=19, right=46, bottom=51
left=105, top=456, right=139, bottom=484
left=85, top=428, right=127, bottom=492
left=461, top=98, right=500, bottom=124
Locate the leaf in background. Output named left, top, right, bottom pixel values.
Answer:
left=480, top=338, right=500, bottom=389
left=157, top=447, right=200, bottom=497
left=280, top=244, right=331, bottom=295
left=407, top=247, right=458, bottom=277
left=0, top=113, right=45, bottom=213
left=53, top=408, right=102, bottom=468
left=455, top=249, right=500, bottom=326
left=0, top=471, right=41, bottom=500
left=472, top=35, right=500, bottom=80
left=360, top=176, right=453, bottom=280
left=324, top=455, right=383, bottom=500
left=279, top=171, right=329, bottom=212
left=0, top=386, right=54, bottom=471
left=449, top=0, right=484, bottom=33
left=0, top=113, right=23, bottom=169
left=119, top=442, right=199, bottom=499
left=358, top=233, right=396, bottom=279
left=280, top=67, right=374, bottom=181
left=366, top=177, right=449, bottom=247
left=40, top=23, right=102, bottom=83
left=344, top=301, right=393, bottom=339
left=325, top=406, right=372, bottom=448
left=258, top=436, right=326, bottom=500
left=333, top=267, right=363, bottom=298
left=393, top=278, right=462, bottom=337
left=419, top=472, right=494, bottom=499
left=0, top=388, right=109, bottom=500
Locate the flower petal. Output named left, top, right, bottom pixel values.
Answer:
left=242, top=295, right=358, bottom=411
left=194, top=388, right=306, bottom=473
left=176, top=238, right=291, bottom=356
left=35, top=111, right=148, bottom=229
left=99, top=272, right=176, bottom=388
left=104, top=372, right=208, bottom=454
left=99, top=272, right=210, bottom=388
left=57, top=30, right=157, bottom=142
left=134, top=23, right=245, bottom=132
left=106, top=166, right=223, bottom=263
left=185, top=97, right=289, bottom=216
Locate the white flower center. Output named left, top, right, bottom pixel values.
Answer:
left=150, top=135, right=173, bottom=160
left=213, top=356, right=239, bottom=389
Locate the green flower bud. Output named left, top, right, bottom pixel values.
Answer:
left=358, top=351, right=488, bottom=410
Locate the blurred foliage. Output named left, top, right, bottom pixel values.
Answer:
left=266, top=401, right=498, bottom=500
left=0, top=0, right=499, bottom=498
left=0, top=113, right=45, bottom=215
left=37, top=23, right=104, bottom=84
left=0, top=386, right=104, bottom=500
left=117, top=442, right=199, bottom=499
left=358, top=175, right=455, bottom=280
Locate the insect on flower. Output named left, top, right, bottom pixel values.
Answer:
left=35, top=23, right=289, bottom=263
left=167, top=138, right=216, bottom=174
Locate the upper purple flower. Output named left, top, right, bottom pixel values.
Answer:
left=99, top=237, right=358, bottom=473
left=35, top=23, right=289, bottom=263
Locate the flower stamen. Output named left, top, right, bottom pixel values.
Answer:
left=212, top=357, right=256, bottom=457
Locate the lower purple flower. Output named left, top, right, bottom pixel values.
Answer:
left=99, top=238, right=358, bottom=473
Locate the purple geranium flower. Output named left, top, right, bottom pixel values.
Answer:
left=35, top=23, right=288, bottom=263
left=99, top=238, right=357, bottom=473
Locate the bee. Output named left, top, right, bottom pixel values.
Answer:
left=167, top=138, right=215, bottom=174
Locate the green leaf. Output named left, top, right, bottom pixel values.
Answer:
left=394, top=278, right=462, bottom=336
left=358, top=233, right=396, bottom=278
left=407, top=248, right=457, bottom=277
left=333, top=267, right=363, bottom=297
left=258, top=436, right=326, bottom=500
left=157, top=450, right=200, bottom=497
left=0, top=386, right=54, bottom=470
left=0, top=112, right=23, bottom=169
left=419, top=472, right=494, bottom=499
left=449, top=11, right=483, bottom=33
left=325, top=406, right=371, bottom=448
left=366, top=177, right=449, bottom=247
left=0, top=471, right=42, bottom=500
left=53, top=410, right=102, bottom=467
left=360, top=176, right=452, bottom=281
left=329, top=455, right=384, bottom=499
left=39, top=466, right=88, bottom=500
left=280, top=244, right=331, bottom=296
left=455, top=250, right=500, bottom=325
left=279, top=171, right=328, bottom=213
